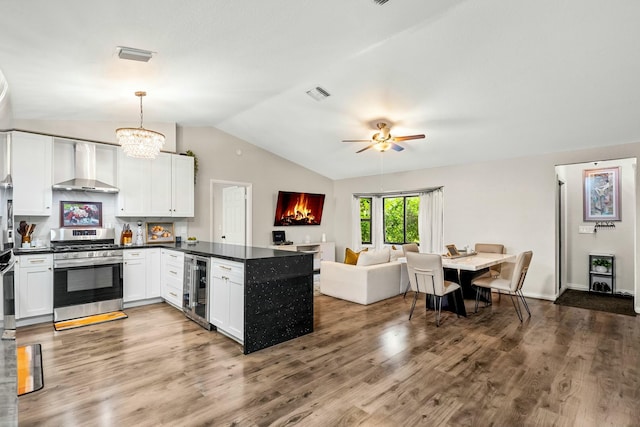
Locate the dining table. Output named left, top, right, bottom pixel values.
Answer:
left=399, top=252, right=516, bottom=317
left=442, top=251, right=516, bottom=299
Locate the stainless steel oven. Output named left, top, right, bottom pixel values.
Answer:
left=51, top=228, right=123, bottom=322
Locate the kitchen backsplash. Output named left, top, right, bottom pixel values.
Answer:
left=13, top=191, right=188, bottom=246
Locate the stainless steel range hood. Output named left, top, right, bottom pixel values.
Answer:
left=52, top=143, right=119, bottom=193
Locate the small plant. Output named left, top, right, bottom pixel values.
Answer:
left=592, top=258, right=612, bottom=269
left=185, top=150, right=198, bottom=184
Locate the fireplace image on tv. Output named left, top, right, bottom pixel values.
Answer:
left=274, top=191, right=325, bottom=226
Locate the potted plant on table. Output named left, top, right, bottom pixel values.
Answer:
left=592, top=258, right=612, bottom=273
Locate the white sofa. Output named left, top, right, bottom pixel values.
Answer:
left=319, top=248, right=405, bottom=305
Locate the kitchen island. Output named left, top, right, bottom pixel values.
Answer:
left=170, top=242, right=315, bottom=354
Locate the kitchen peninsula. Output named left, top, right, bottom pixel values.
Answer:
left=174, top=242, right=315, bottom=354
left=13, top=241, right=315, bottom=355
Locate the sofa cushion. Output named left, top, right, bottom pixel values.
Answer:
left=344, top=247, right=367, bottom=265
left=357, top=248, right=390, bottom=266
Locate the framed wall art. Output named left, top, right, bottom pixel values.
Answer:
left=146, top=222, right=175, bottom=243
left=583, top=167, right=620, bottom=221
left=60, top=201, right=102, bottom=227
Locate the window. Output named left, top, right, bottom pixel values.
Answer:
left=383, top=196, right=419, bottom=244
left=360, top=197, right=372, bottom=244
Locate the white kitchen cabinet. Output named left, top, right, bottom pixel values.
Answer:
left=123, top=250, right=147, bottom=302
left=146, top=248, right=161, bottom=298
left=171, top=154, right=194, bottom=217
left=15, top=254, right=53, bottom=319
left=124, top=248, right=162, bottom=303
left=12, top=132, right=53, bottom=216
left=149, top=154, right=173, bottom=216
left=210, top=258, right=244, bottom=343
left=116, top=151, right=193, bottom=217
left=161, top=249, right=184, bottom=309
left=116, top=151, right=150, bottom=217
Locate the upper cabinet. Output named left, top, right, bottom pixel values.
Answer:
left=117, top=152, right=194, bottom=217
left=12, top=132, right=53, bottom=216
left=171, top=154, right=194, bottom=217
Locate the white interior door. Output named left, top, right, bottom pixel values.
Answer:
left=222, top=186, right=246, bottom=245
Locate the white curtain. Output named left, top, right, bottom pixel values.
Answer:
left=418, top=188, right=444, bottom=254
left=371, top=196, right=383, bottom=249
left=351, top=196, right=362, bottom=250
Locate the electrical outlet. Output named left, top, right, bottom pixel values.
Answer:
left=579, top=225, right=595, bottom=234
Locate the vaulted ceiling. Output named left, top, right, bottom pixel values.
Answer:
left=1, top=0, right=640, bottom=179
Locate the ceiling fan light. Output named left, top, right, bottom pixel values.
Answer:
left=373, top=142, right=391, bottom=152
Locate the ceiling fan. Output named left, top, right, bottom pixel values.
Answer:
left=342, top=122, right=425, bottom=153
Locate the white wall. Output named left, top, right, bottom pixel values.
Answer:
left=558, top=159, right=635, bottom=295
left=176, top=126, right=334, bottom=248
left=333, top=140, right=640, bottom=313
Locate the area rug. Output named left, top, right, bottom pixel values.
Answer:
left=54, top=311, right=128, bottom=331
left=555, top=289, right=636, bottom=316
left=17, top=344, right=44, bottom=396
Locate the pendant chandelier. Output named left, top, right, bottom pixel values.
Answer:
left=116, top=91, right=165, bottom=159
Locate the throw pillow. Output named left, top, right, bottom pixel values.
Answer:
left=357, top=247, right=390, bottom=266
left=344, top=247, right=367, bottom=265
left=390, top=248, right=404, bottom=262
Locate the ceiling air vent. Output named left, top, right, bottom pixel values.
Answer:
left=117, top=46, right=154, bottom=62
left=306, top=86, right=330, bottom=101
left=372, top=0, right=390, bottom=4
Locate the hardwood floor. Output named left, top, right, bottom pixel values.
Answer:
left=16, top=294, right=640, bottom=426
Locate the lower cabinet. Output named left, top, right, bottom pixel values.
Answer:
left=161, top=249, right=184, bottom=309
left=15, top=254, right=53, bottom=319
left=123, top=250, right=147, bottom=302
left=210, top=258, right=244, bottom=343
left=123, top=248, right=161, bottom=303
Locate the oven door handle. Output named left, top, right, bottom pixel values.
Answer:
left=54, top=257, right=123, bottom=269
left=0, top=258, right=16, bottom=275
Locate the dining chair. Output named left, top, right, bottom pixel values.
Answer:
left=471, top=250, right=533, bottom=321
left=406, top=252, right=461, bottom=326
left=474, top=243, right=506, bottom=278
left=474, top=243, right=506, bottom=303
left=402, top=243, right=420, bottom=298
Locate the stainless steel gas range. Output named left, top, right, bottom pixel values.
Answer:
left=50, top=228, right=123, bottom=322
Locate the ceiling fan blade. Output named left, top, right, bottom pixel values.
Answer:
left=393, top=134, right=425, bottom=142
left=390, top=143, right=404, bottom=152
left=342, top=139, right=372, bottom=143
left=356, top=144, right=375, bottom=153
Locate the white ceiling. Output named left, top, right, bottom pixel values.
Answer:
left=1, top=0, right=640, bottom=180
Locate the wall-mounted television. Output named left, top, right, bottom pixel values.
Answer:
left=274, top=191, right=325, bottom=226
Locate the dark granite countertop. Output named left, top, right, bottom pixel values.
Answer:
left=163, top=242, right=309, bottom=263
left=14, top=242, right=307, bottom=264
left=11, top=247, right=53, bottom=255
